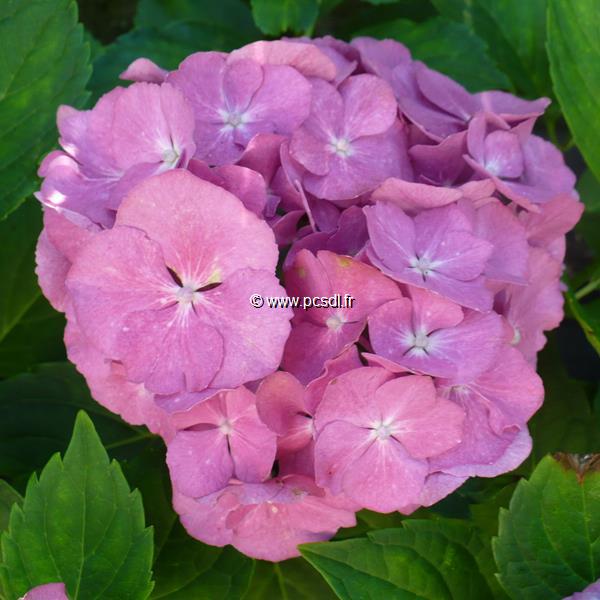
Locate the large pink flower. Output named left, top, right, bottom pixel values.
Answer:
left=282, top=250, right=401, bottom=382
left=173, top=475, right=357, bottom=561
left=289, top=75, right=411, bottom=200
left=365, top=201, right=494, bottom=311
left=369, top=287, right=504, bottom=379
left=168, top=52, right=312, bottom=165
left=37, top=83, right=195, bottom=227
left=66, top=169, right=292, bottom=399
left=314, top=367, right=464, bottom=512
left=167, top=387, right=277, bottom=497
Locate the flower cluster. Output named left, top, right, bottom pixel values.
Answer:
left=35, top=36, right=582, bottom=561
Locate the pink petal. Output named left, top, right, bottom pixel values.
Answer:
left=120, top=57, right=168, bottom=83
left=228, top=40, right=337, bottom=80
left=340, top=74, right=397, bottom=138
left=167, top=428, right=233, bottom=497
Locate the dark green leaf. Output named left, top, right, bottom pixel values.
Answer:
left=0, top=482, right=21, bottom=534
left=251, top=0, right=320, bottom=35
left=0, top=199, right=65, bottom=376
left=522, top=338, right=600, bottom=469
left=0, top=296, right=65, bottom=378
left=90, top=0, right=260, bottom=102
left=548, top=0, right=600, bottom=181
left=358, top=17, right=510, bottom=91
left=301, top=518, right=494, bottom=599
left=566, top=291, right=600, bottom=357
left=0, top=0, right=91, bottom=218
left=0, top=412, right=154, bottom=599
left=493, top=454, right=600, bottom=599
left=90, top=23, right=248, bottom=102
left=432, top=0, right=549, bottom=98
left=135, top=0, right=259, bottom=39
left=151, top=521, right=253, bottom=599
left=575, top=170, right=600, bottom=257
left=243, top=558, right=335, bottom=600
left=0, top=362, right=155, bottom=490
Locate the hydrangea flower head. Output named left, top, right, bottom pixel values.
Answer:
left=34, top=35, right=582, bottom=561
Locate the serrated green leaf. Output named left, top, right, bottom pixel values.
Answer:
left=301, top=518, right=493, bottom=599
left=548, top=0, right=600, bottom=182
left=576, top=170, right=600, bottom=257
left=0, top=412, right=154, bottom=599
left=358, top=17, right=510, bottom=92
left=243, top=558, right=335, bottom=600
left=251, top=0, right=320, bottom=36
left=0, top=0, right=91, bottom=219
left=493, top=454, right=600, bottom=599
left=432, top=0, right=549, bottom=98
left=0, top=482, right=21, bottom=535
left=151, top=521, right=253, bottom=599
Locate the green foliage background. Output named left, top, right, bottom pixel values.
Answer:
left=0, top=0, right=599, bottom=598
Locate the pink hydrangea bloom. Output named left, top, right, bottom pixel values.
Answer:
left=33, top=35, right=582, bottom=560
left=290, top=75, right=411, bottom=200
left=369, top=287, right=504, bottom=379
left=464, top=113, right=576, bottom=208
left=66, top=170, right=291, bottom=398
left=430, top=346, right=543, bottom=477
left=282, top=250, right=401, bottom=382
left=365, top=201, right=494, bottom=311
left=314, top=367, right=464, bottom=512
left=168, top=52, right=312, bottom=165
left=37, top=83, right=195, bottom=227
left=173, top=475, right=356, bottom=561
left=167, top=387, right=277, bottom=497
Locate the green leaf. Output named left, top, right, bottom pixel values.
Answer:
left=493, top=454, right=600, bottom=599
left=0, top=200, right=42, bottom=343
left=524, top=337, right=600, bottom=467
left=566, top=291, right=600, bottom=357
left=243, top=558, right=335, bottom=599
left=575, top=170, right=600, bottom=257
left=90, top=0, right=260, bottom=102
left=135, top=0, right=259, bottom=39
left=301, top=519, right=494, bottom=599
left=151, top=521, right=253, bottom=599
left=0, top=296, right=65, bottom=378
left=251, top=0, right=320, bottom=35
left=358, top=17, right=511, bottom=92
left=0, top=198, right=64, bottom=377
left=0, top=412, right=154, bottom=599
left=0, top=0, right=91, bottom=219
left=548, top=0, right=600, bottom=181
left=0, top=482, right=21, bottom=534
left=432, top=0, right=549, bottom=98
left=0, top=362, right=155, bottom=490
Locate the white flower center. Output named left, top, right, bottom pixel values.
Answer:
left=175, top=285, right=198, bottom=305
left=372, top=420, right=394, bottom=440
left=162, top=146, right=180, bottom=169
left=220, top=109, right=248, bottom=130
left=330, top=137, right=353, bottom=158
left=409, top=256, right=436, bottom=278
left=408, top=330, right=431, bottom=353
left=326, top=314, right=345, bottom=331
left=511, top=325, right=521, bottom=345
left=219, top=419, right=233, bottom=435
